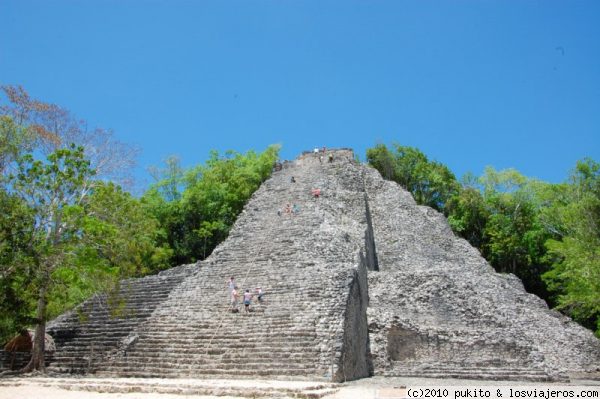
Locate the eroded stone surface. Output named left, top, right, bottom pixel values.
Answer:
left=364, top=168, right=600, bottom=379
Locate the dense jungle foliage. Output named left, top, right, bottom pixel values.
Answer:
left=367, top=143, right=600, bottom=337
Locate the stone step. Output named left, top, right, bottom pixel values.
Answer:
left=105, top=360, right=319, bottom=371
left=125, top=344, right=319, bottom=354
left=106, top=351, right=320, bottom=361
left=53, top=328, right=318, bottom=343
left=95, top=366, right=325, bottom=378
left=53, top=317, right=153, bottom=326
left=53, top=344, right=320, bottom=359
left=51, top=332, right=319, bottom=350
left=133, top=337, right=318, bottom=346
left=52, top=345, right=321, bottom=360
left=50, top=358, right=321, bottom=371
left=386, top=368, right=562, bottom=382
left=52, top=319, right=314, bottom=331
left=51, top=354, right=322, bottom=367
left=38, top=378, right=338, bottom=399
left=423, top=366, right=548, bottom=373
left=54, top=340, right=318, bottom=360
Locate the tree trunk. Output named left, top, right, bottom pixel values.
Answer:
left=22, top=280, right=48, bottom=372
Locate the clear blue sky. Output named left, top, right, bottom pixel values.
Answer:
left=1, top=1, right=599, bottom=188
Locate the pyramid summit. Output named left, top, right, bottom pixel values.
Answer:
left=8, top=149, right=599, bottom=381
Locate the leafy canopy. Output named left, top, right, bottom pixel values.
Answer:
left=143, top=145, right=280, bottom=265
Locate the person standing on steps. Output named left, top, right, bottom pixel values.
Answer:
left=227, top=276, right=235, bottom=307
left=256, top=287, right=267, bottom=312
left=227, top=276, right=235, bottom=294
left=243, top=289, right=253, bottom=313
left=231, top=286, right=240, bottom=312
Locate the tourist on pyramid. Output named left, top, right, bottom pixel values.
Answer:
left=226, top=276, right=235, bottom=296
left=256, top=287, right=264, bottom=302
left=243, top=289, right=254, bottom=313
left=230, top=286, right=240, bottom=312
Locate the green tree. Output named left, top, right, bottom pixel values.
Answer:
left=148, top=155, right=183, bottom=202
left=1, top=117, right=37, bottom=333
left=467, top=167, right=552, bottom=298
left=46, top=182, right=173, bottom=319
left=0, top=188, right=36, bottom=343
left=446, top=183, right=489, bottom=248
left=0, top=115, right=36, bottom=175
left=84, top=183, right=172, bottom=274
left=478, top=167, right=532, bottom=273
left=366, top=144, right=396, bottom=180
left=543, top=158, right=600, bottom=335
left=366, top=143, right=459, bottom=214
left=1, top=87, right=145, bottom=355
left=144, top=145, right=280, bottom=266
left=6, top=144, right=95, bottom=371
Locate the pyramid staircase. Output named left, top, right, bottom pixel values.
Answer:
left=43, top=150, right=372, bottom=381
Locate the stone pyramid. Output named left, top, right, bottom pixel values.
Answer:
left=18, top=149, right=599, bottom=381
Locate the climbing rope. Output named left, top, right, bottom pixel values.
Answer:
left=201, top=163, right=308, bottom=358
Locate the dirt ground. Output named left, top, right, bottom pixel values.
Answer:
left=0, top=375, right=599, bottom=399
